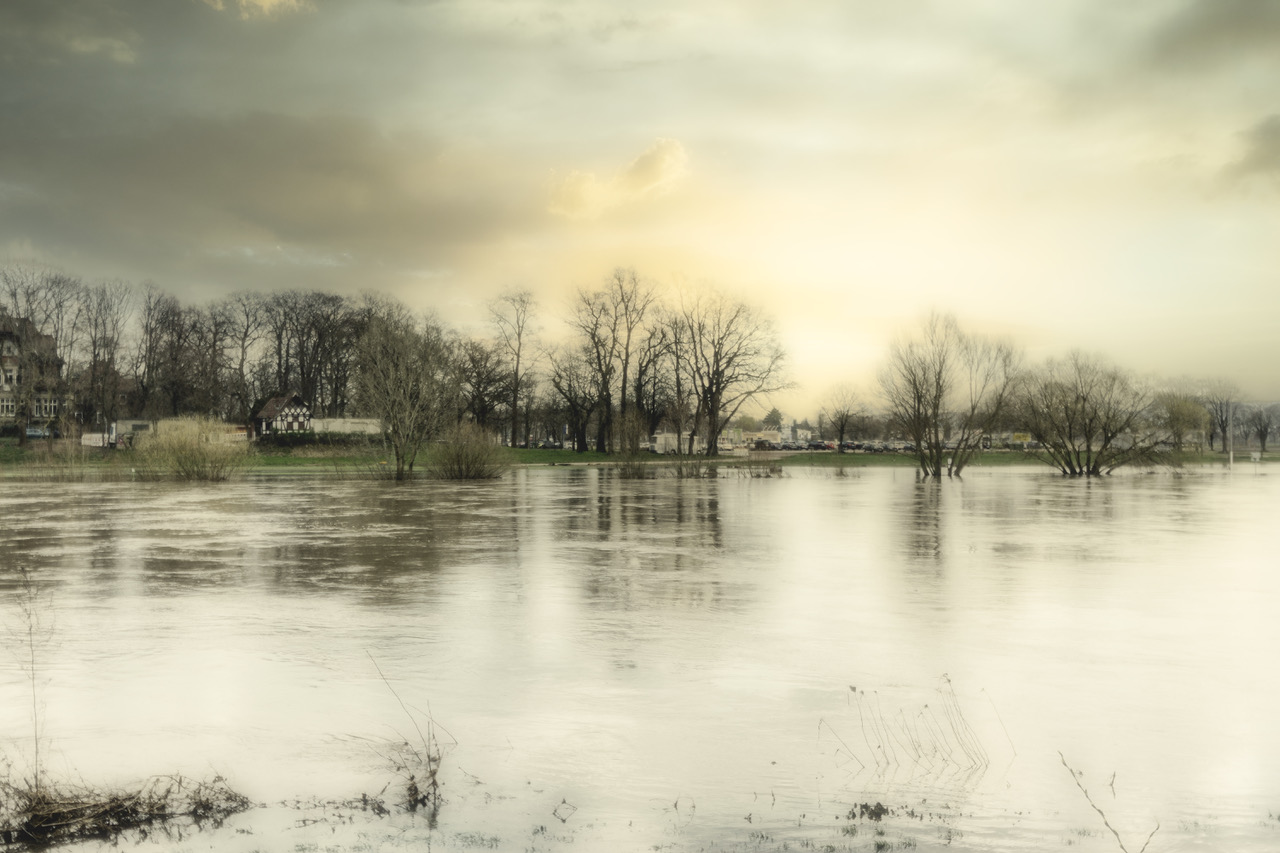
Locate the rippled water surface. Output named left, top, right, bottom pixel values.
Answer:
left=1, top=465, right=1278, bottom=852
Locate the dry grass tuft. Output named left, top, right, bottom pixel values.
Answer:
left=0, top=774, right=252, bottom=848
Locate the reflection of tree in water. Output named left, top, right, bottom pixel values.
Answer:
left=253, top=483, right=527, bottom=607
left=568, top=477, right=740, bottom=616
left=673, top=483, right=722, bottom=550
left=903, top=481, right=944, bottom=564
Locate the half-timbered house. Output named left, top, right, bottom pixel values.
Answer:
left=253, top=393, right=312, bottom=437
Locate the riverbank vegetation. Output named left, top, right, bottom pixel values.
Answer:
left=132, top=416, right=249, bottom=481
left=0, top=435, right=1272, bottom=481
left=4, top=263, right=1277, bottom=479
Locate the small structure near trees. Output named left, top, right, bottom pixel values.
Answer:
left=253, top=392, right=312, bottom=437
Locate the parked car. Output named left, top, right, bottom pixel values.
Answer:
left=25, top=426, right=49, bottom=439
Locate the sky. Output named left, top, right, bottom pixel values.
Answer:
left=2, top=0, right=1279, bottom=416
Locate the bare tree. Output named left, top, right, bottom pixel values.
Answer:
left=545, top=343, right=599, bottom=453
left=185, top=302, right=233, bottom=417
left=1016, top=351, right=1162, bottom=476
left=1200, top=378, right=1239, bottom=453
left=128, top=283, right=177, bottom=418
left=459, top=336, right=507, bottom=430
left=218, top=291, right=268, bottom=429
left=75, top=279, right=134, bottom=433
left=1153, top=387, right=1208, bottom=454
left=821, top=385, right=863, bottom=452
left=490, top=289, right=537, bottom=447
left=353, top=297, right=459, bottom=480
left=879, top=313, right=1019, bottom=477
left=629, top=320, right=674, bottom=446
left=1242, top=403, right=1276, bottom=452
left=566, top=269, right=659, bottom=454
left=570, top=283, right=621, bottom=453
left=677, top=289, right=788, bottom=456
left=658, top=306, right=702, bottom=455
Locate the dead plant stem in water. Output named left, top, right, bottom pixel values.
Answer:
left=367, top=651, right=445, bottom=815
left=14, top=567, right=49, bottom=794
left=1059, top=752, right=1159, bottom=853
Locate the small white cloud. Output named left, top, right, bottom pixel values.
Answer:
left=66, top=35, right=137, bottom=64
left=549, top=138, right=688, bottom=219
left=202, top=0, right=312, bottom=19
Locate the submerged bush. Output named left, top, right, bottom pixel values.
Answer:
left=613, top=454, right=655, bottom=479
left=428, top=423, right=509, bottom=480
left=132, top=418, right=249, bottom=481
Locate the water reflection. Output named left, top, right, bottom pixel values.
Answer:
left=0, top=467, right=1277, bottom=853
left=903, top=480, right=945, bottom=564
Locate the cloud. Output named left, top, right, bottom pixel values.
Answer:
left=1146, top=0, right=1280, bottom=68
left=549, top=138, right=688, bottom=220
left=0, top=112, right=540, bottom=299
left=1229, top=114, right=1280, bottom=179
left=200, top=0, right=312, bottom=19
left=0, top=1, right=140, bottom=64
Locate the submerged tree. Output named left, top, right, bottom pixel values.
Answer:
left=1016, top=351, right=1163, bottom=476
left=354, top=298, right=458, bottom=480
left=879, top=313, right=1019, bottom=478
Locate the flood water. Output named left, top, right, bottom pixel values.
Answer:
left=1, top=465, right=1278, bottom=852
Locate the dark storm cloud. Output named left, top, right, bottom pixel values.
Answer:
left=0, top=0, right=141, bottom=65
left=1230, top=115, right=1280, bottom=178
left=1146, top=0, right=1280, bottom=68
left=0, top=111, right=535, bottom=284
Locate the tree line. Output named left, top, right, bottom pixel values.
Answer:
left=4, top=262, right=1273, bottom=477
left=0, top=263, right=790, bottom=473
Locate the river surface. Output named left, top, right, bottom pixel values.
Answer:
left=1, top=465, right=1278, bottom=852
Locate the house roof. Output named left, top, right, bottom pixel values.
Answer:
left=255, top=393, right=309, bottom=420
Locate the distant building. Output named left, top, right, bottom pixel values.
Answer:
left=253, top=393, right=312, bottom=437
left=312, top=417, right=383, bottom=436
left=0, top=309, right=64, bottom=426
left=650, top=431, right=704, bottom=454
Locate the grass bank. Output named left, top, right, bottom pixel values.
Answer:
left=2, top=437, right=1272, bottom=479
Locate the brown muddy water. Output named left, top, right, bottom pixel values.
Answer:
left=0, top=466, right=1277, bottom=852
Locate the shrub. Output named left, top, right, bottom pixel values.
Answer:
left=255, top=431, right=319, bottom=450
left=132, top=418, right=249, bottom=481
left=613, top=454, right=655, bottom=479
left=428, top=423, right=509, bottom=480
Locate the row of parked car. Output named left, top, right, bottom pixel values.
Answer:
left=753, top=439, right=919, bottom=452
